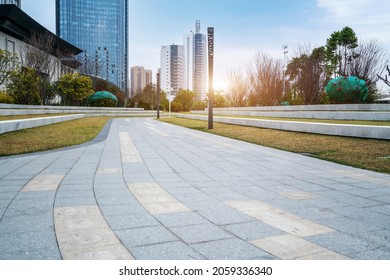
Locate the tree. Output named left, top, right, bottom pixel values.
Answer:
left=225, top=68, right=248, bottom=107
left=173, top=89, right=194, bottom=112
left=347, top=39, right=387, bottom=94
left=6, top=68, right=41, bottom=105
left=378, top=64, right=390, bottom=87
left=55, top=73, right=93, bottom=106
left=248, top=52, right=284, bottom=106
left=0, top=50, right=19, bottom=87
left=286, top=46, right=327, bottom=104
left=325, top=26, right=358, bottom=77
left=214, top=90, right=228, bottom=107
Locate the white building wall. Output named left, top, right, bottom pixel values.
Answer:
left=160, top=45, right=171, bottom=94
left=0, top=30, right=76, bottom=89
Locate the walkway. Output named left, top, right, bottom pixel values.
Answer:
left=0, top=118, right=389, bottom=259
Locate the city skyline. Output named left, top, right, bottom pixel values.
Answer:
left=20, top=0, right=390, bottom=91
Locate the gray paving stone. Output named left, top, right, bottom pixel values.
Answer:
left=170, top=223, right=233, bottom=244
left=0, top=213, right=54, bottom=233
left=99, top=204, right=148, bottom=216
left=131, top=241, right=206, bottom=260
left=54, top=196, right=96, bottom=207
left=351, top=246, right=390, bottom=260
left=193, top=203, right=255, bottom=225
left=190, top=238, right=276, bottom=260
left=223, top=221, right=284, bottom=241
left=0, top=230, right=58, bottom=256
left=154, top=212, right=209, bottom=228
left=106, top=213, right=159, bottom=230
left=116, top=226, right=178, bottom=248
left=306, top=232, right=382, bottom=257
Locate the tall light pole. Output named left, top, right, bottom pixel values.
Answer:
left=156, top=72, right=160, bottom=118
left=207, top=27, right=214, bottom=130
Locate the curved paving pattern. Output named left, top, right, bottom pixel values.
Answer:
left=0, top=118, right=389, bottom=260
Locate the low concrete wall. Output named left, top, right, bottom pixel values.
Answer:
left=191, top=110, right=390, bottom=121
left=0, top=114, right=85, bottom=134
left=177, top=114, right=390, bottom=140
left=192, top=104, right=390, bottom=121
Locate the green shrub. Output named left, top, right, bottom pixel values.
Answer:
left=0, top=91, right=14, bottom=104
left=89, top=98, right=117, bottom=107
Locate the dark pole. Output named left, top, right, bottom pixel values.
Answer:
left=207, top=27, right=214, bottom=130
left=156, top=72, right=160, bottom=119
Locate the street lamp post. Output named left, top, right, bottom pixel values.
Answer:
left=156, top=73, right=160, bottom=118
left=207, top=27, right=214, bottom=130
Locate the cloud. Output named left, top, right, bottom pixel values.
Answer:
left=317, top=0, right=390, bottom=25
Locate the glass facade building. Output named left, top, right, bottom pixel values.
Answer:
left=192, top=21, right=207, bottom=100
left=56, top=0, right=128, bottom=91
left=0, top=0, right=21, bottom=7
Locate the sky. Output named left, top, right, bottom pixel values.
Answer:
left=22, top=0, right=390, bottom=91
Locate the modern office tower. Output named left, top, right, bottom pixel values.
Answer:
left=56, top=0, right=128, bottom=92
left=192, top=20, right=207, bottom=100
left=183, top=33, right=193, bottom=91
left=0, top=0, right=21, bottom=7
left=160, top=44, right=186, bottom=95
left=130, top=66, right=152, bottom=97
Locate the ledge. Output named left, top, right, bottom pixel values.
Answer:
left=0, top=114, right=85, bottom=134
left=177, top=114, right=390, bottom=140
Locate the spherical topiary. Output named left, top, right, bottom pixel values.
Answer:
left=325, top=76, right=368, bottom=104
left=88, top=91, right=118, bottom=107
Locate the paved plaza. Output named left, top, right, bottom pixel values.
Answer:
left=0, top=118, right=389, bottom=260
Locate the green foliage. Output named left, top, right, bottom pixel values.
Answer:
left=0, top=91, right=14, bottom=104
left=171, top=101, right=183, bottom=112
left=285, top=46, right=327, bottom=104
left=173, top=89, right=194, bottom=112
left=325, top=76, right=368, bottom=104
left=92, top=78, right=126, bottom=106
left=55, top=73, right=93, bottom=106
left=88, top=91, right=118, bottom=107
left=214, top=91, right=228, bottom=107
left=128, top=84, right=157, bottom=110
left=89, top=98, right=117, bottom=107
left=325, top=26, right=358, bottom=77
left=0, top=49, right=19, bottom=87
left=6, top=68, right=41, bottom=105
left=191, top=100, right=207, bottom=110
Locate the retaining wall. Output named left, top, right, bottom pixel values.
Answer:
left=177, top=114, right=390, bottom=140
left=0, top=114, right=85, bottom=134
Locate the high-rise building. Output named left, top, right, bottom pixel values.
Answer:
left=130, top=66, right=152, bottom=97
left=183, top=33, right=193, bottom=91
left=160, top=44, right=186, bottom=95
left=0, top=0, right=21, bottom=7
left=192, top=20, right=207, bottom=100
left=56, top=0, right=128, bottom=92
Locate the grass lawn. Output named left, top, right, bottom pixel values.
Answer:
left=0, top=117, right=110, bottom=156
left=160, top=117, right=390, bottom=174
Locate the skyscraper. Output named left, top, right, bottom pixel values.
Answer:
left=56, top=0, right=128, bottom=92
left=130, top=66, right=152, bottom=97
left=0, top=0, right=21, bottom=7
left=192, top=20, right=207, bottom=100
left=160, top=44, right=186, bottom=95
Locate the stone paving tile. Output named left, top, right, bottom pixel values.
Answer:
left=0, top=230, right=59, bottom=258
left=22, top=174, right=64, bottom=192
left=115, top=226, right=179, bottom=249
left=351, top=246, right=390, bottom=260
left=306, top=232, right=382, bottom=257
left=223, top=221, right=284, bottom=241
left=250, top=234, right=346, bottom=260
left=154, top=211, right=209, bottom=228
left=190, top=238, right=276, bottom=260
left=105, top=213, right=160, bottom=230
left=170, top=223, right=233, bottom=244
left=130, top=241, right=206, bottom=260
